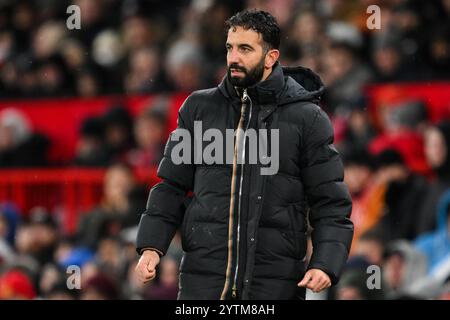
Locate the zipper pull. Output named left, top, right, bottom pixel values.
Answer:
left=241, top=89, right=249, bottom=103
left=231, top=286, right=237, bottom=299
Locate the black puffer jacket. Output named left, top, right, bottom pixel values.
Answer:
left=136, top=63, right=354, bottom=300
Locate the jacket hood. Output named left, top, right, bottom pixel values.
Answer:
left=218, top=62, right=325, bottom=106
left=281, top=65, right=325, bottom=105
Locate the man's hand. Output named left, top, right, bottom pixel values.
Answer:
left=298, top=269, right=331, bottom=293
left=135, top=250, right=161, bottom=284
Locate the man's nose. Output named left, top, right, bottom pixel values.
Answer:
left=227, top=48, right=241, bottom=66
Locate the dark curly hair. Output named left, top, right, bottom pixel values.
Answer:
left=225, top=9, right=281, bottom=50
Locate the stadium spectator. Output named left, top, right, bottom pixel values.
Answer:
left=0, top=108, right=50, bottom=167
left=414, top=190, right=450, bottom=275
left=76, top=163, right=145, bottom=249
left=125, top=107, right=166, bottom=170
left=382, top=240, right=428, bottom=299
left=416, top=122, right=450, bottom=234
left=74, top=116, right=110, bottom=167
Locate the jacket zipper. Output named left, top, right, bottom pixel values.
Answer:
left=231, top=89, right=252, bottom=299
left=220, top=89, right=253, bottom=300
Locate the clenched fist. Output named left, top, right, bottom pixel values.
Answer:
left=135, top=250, right=161, bottom=283
left=298, top=269, right=331, bottom=293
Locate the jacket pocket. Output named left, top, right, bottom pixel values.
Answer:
left=181, top=197, right=195, bottom=251
left=287, top=203, right=307, bottom=259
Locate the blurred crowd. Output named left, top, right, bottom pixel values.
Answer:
left=1, top=0, right=450, bottom=300
left=0, top=0, right=449, bottom=99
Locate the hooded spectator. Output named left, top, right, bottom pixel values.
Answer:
left=102, top=105, right=134, bottom=160
left=353, top=229, right=385, bottom=266
left=334, top=256, right=385, bottom=300
left=322, top=42, right=373, bottom=114
left=383, top=240, right=428, bottom=299
left=416, top=121, right=450, bottom=234
left=14, top=207, right=59, bottom=266
left=414, top=190, right=450, bottom=274
left=74, top=116, right=110, bottom=167
left=337, top=95, right=376, bottom=156
left=374, top=149, right=428, bottom=240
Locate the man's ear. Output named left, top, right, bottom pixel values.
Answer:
left=265, top=49, right=280, bottom=69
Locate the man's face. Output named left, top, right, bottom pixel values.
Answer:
left=226, top=26, right=267, bottom=88
left=425, top=127, right=447, bottom=169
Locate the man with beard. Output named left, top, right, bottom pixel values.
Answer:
left=135, top=10, right=354, bottom=300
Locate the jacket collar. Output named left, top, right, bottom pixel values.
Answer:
left=218, top=61, right=286, bottom=106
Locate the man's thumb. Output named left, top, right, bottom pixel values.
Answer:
left=298, top=273, right=311, bottom=287
left=146, top=255, right=159, bottom=272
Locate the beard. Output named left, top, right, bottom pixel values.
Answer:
left=227, top=56, right=265, bottom=88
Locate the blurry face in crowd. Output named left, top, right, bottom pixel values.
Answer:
left=37, top=64, right=63, bottom=91
left=77, top=73, right=99, bottom=97
left=374, top=47, right=400, bottom=76
left=75, top=0, right=102, bottom=27
left=355, top=239, right=384, bottom=266
left=15, top=223, right=57, bottom=255
left=130, top=48, right=159, bottom=77
left=13, top=3, right=34, bottom=31
left=134, top=116, right=165, bottom=149
left=123, top=17, right=154, bottom=50
left=293, top=12, right=320, bottom=44
left=226, top=26, right=279, bottom=88
left=383, top=253, right=405, bottom=290
left=323, top=47, right=353, bottom=85
left=97, top=238, right=121, bottom=270
left=62, top=41, right=86, bottom=70
left=32, top=23, right=66, bottom=59
left=430, top=37, right=449, bottom=62
left=425, top=127, right=448, bottom=168
left=33, top=223, right=57, bottom=247
left=105, top=124, right=129, bottom=149
left=103, top=166, right=134, bottom=208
